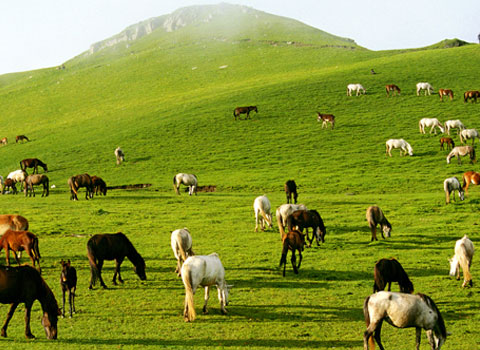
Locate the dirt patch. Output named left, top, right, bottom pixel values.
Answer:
left=107, top=183, right=152, bottom=190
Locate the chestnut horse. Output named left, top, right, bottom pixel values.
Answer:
left=15, top=135, right=30, bottom=143
left=284, top=179, right=298, bottom=204
left=0, top=137, right=7, bottom=146
left=91, top=176, right=107, bottom=196
left=279, top=230, right=306, bottom=276
left=287, top=209, right=326, bottom=247
left=373, top=258, right=414, bottom=293
left=462, top=171, right=480, bottom=195
left=440, top=137, right=455, bottom=150
left=385, top=84, right=401, bottom=96
left=68, top=174, right=93, bottom=200
left=464, top=90, right=480, bottom=103
left=439, top=88, right=454, bottom=101
left=233, top=106, right=257, bottom=120
left=317, top=113, right=335, bottom=129
left=20, top=158, right=48, bottom=174
left=0, top=229, right=41, bottom=272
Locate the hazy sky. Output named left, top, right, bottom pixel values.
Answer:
left=1, top=0, right=478, bottom=75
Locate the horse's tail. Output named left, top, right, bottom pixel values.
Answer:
left=276, top=209, right=286, bottom=237
left=177, top=237, right=188, bottom=264
left=173, top=175, right=179, bottom=194
left=32, top=236, right=41, bottom=260
left=462, top=172, right=469, bottom=189
left=418, top=120, right=423, bottom=133
left=457, top=244, right=473, bottom=286
left=363, top=296, right=376, bottom=350
left=87, top=241, right=100, bottom=287
left=471, top=147, right=476, bottom=163
left=181, top=264, right=196, bottom=322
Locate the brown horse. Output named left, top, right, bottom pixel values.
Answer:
left=91, top=176, right=107, bottom=196
left=0, top=265, right=60, bottom=339
left=440, top=137, right=455, bottom=150
left=24, top=174, right=49, bottom=197
left=233, top=106, right=257, bottom=120
left=87, top=232, right=146, bottom=289
left=284, top=179, right=298, bottom=204
left=462, top=171, right=480, bottom=195
left=0, top=215, right=29, bottom=235
left=20, top=158, right=48, bottom=174
left=3, top=179, right=17, bottom=194
left=464, top=90, right=480, bottom=103
left=15, top=135, right=30, bottom=143
left=439, top=88, right=454, bottom=101
left=0, top=229, right=41, bottom=272
left=68, top=174, right=93, bottom=200
left=60, top=259, right=77, bottom=318
left=317, top=112, right=335, bottom=129
left=279, top=230, right=306, bottom=276
left=287, top=209, right=326, bottom=247
left=366, top=206, right=392, bottom=241
left=373, top=258, right=414, bottom=293
left=385, top=84, right=401, bottom=96
left=0, top=137, right=7, bottom=146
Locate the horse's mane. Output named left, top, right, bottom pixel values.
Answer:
left=417, top=293, right=447, bottom=338
left=118, top=232, right=145, bottom=266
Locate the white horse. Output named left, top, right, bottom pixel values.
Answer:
left=7, top=169, right=27, bottom=190
left=460, top=128, right=480, bottom=145
left=171, top=228, right=195, bottom=276
left=449, top=235, right=474, bottom=287
left=416, top=82, right=434, bottom=96
left=385, top=139, right=413, bottom=157
left=443, top=177, right=465, bottom=204
left=419, top=118, right=444, bottom=134
left=446, top=146, right=476, bottom=164
left=276, top=203, right=308, bottom=237
left=173, top=173, right=198, bottom=195
left=444, top=119, right=465, bottom=135
left=347, top=83, right=366, bottom=96
left=253, top=195, right=273, bottom=232
left=114, top=146, right=125, bottom=165
left=181, top=253, right=232, bottom=322
left=363, top=291, right=447, bottom=350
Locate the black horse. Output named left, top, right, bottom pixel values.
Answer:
left=60, top=260, right=77, bottom=318
left=373, top=258, right=414, bottom=293
left=284, top=180, right=298, bottom=204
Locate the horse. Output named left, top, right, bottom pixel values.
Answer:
left=0, top=265, right=60, bottom=339
left=460, top=128, right=480, bottom=145
left=20, top=158, right=48, bottom=174
left=24, top=174, right=49, bottom=197
left=363, top=291, right=447, bottom=350
left=443, top=177, right=465, bottom=204
left=385, top=139, right=413, bottom=157
left=7, top=169, right=27, bottom=190
left=114, top=146, right=125, bottom=165
left=3, top=179, right=17, bottom=195
left=0, top=215, right=29, bottom=236
left=385, top=84, right=400, bottom=96
left=233, top=106, right=257, bottom=120
left=444, top=119, right=465, bottom=135
left=0, top=176, right=3, bottom=194
left=253, top=195, right=273, bottom=232
left=60, top=259, right=77, bottom=318
left=419, top=118, right=444, bottom=134
left=171, top=228, right=195, bottom=276
left=284, top=179, right=298, bottom=204
left=87, top=232, right=146, bottom=289
left=462, top=171, right=480, bottom=195
left=181, top=253, right=232, bottom=322
left=438, top=88, right=454, bottom=101
left=91, top=176, right=107, bottom=196
left=0, top=229, right=41, bottom=272
left=373, top=258, right=413, bottom=293
left=365, top=206, right=391, bottom=241
left=446, top=146, right=476, bottom=164
left=317, top=113, right=335, bottom=129
left=347, top=83, right=366, bottom=96
left=439, top=137, right=455, bottom=151
left=416, top=82, right=434, bottom=96
left=276, top=203, right=308, bottom=237
left=0, top=137, right=7, bottom=146
left=68, top=174, right=93, bottom=200
left=15, top=135, right=30, bottom=143
left=287, top=209, right=326, bottom=247
left=449, top=235, right=474, bottom=288
left=173, top=173, right=198, bottom=196
left=464, top=90, right=480, bottom=103
left=279, top=230, right=306, bottom=277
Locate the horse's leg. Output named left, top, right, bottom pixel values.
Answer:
left=96, top=259, right=107, bottom=288
left=297, top=249, right=303, bottom=269
left=71, top=286, right=77, bottom=315
left=203, top=286, right=210, bottom=314
left=416, top=327, right=423, bottom=350
left=5, top=248, right=11, bottom=266
left=373, top=320, right=385, bottom=350
left=1, top=302, right=18, bottom=338
left=370, top=224, right=377, bottom=241
left=23, top=301, right=35, bottom=339
left=291, top=250, right=298, bottom=274
left=113, top=257, right=125, bottom=284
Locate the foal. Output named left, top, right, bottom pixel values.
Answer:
left=284, top=180, right=298, bottom=204
left=60, top=260, right=77, bottom=317
left=279, top=230, right=306, bottom=276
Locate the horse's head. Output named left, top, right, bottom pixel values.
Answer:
left=134, top=258, right=147, bottom=281
left=382, top=225, right=391, bottom=238
left=219, top=284, right=233, bottom=306
left=42, top=309, right=59, bottom=340
left=459, top=190, right=465, bottom=201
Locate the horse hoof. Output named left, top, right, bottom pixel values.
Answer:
left=25, top=333, right=35, bottom=339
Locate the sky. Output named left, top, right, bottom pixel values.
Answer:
left=1, top=0, right=478, bottom=75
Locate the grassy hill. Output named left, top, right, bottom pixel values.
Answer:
left=0, top=4, right=479, bottom=349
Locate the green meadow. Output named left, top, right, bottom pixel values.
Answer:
left=0, top=4, right=479, bottom=349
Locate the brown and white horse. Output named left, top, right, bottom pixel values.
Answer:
left=462, top=171, right=480, bottom=195
left=0, top=137, right=7, bottom=146
left=317, top=113, right=335, bottom=129
left=439, top=137, right=455, bottom=150
left=366, top=206, right=391, bottom=241
left=464, top=90, right=480, bottom=103
left=438, top=88, right=454, bottom=101
left=385, top=84, right=401, bottom=96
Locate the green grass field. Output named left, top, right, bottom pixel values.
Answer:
left=0, top=4, right=479, bottom=349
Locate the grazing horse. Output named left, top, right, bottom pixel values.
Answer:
left=416, top=82, right=434, bottom=96
left=253, top=195, right=273, bottom=232
left=7, top=169, right=27, bottom=190
left=444, top=119, right=465, bottom=135
left=443, top=177, right=465, bottom=204
left=317, top=113, right=335, bottom=129
left=3, top=179, right=17, bottom=195
left=347, top=83, right=365, bottom=96
left=363, top=292, right=447, bottom=350
left=284, top=179, right=298, bottom=204
left=0, top=215, right=29, bottom=236
left=439, top=137, right=455, bottom=150
left=0, top=137, right=7, bottom=146
left=460, top=128, right=480, bottom=145
left=385, top=139, right=413, bottom=157
left=438, top=88, right=454, bottom=101
left=91, top=176, right=107, bottom=196
left=181, top=253, right=232, bottom=322
left=171, top=228, right=195, bottom=277
left=24, top=174, right=49, bottom=197
left=15, top=135, right=30, bottom=143
left=0, top=265, right=60, bottom=339
left=385, top=84, right=400, bottom=96
left=287, top=209, right=326, bottom=246
left=279, top=230, right=306, bottom=277
left=233, top=106, right=257, bottom=120
left=276, top=203, right=308, bottom=237
left=366, top=206, right=391, bottom=241
left=464, top=90, right=480, bottom=103
left=449, top=235, right=474, bottom=288
left=20, top=158, right=48, bottom=174
left=373, top=258, right=413, bottom=293
left=68, top=174, right=93, bottom=200
left=0, top=229, right=41, bottom=271
left=446, top=146, right=476, bottom=164
left=87, top=232, right=146, bottom=289
left=173, top=173, right=197, bottom=196
left=419, top=118, right=444, bottom=134
left=114, top=147, right=125, bottom=165
left=60, top=259, right=77, bottom=318
left=462, top=171, right=480, bottom=195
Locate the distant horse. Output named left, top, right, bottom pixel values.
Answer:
left=0, top=229, right=41, bottom=271
left=24, top=174, right=49, bottom=197
left=438, top=88, right=454, bottom=101
left=347, top=83, right=366, bottom=96
left=0, top=137, right=7, bottom=146
left=462, top=171, right=480, bottom=195
left=91, top=176, right=107, bottom=196
left=443, top=177, right=465, bottom=204
left=0, top=176, right=3, bottom=194
left=0, top=214, right=29, bottom=236
left=3, top=178, right=17, bottom=194
left=446, top=146, right=476, bottom=164
left=7, top=169, right=27, bottom=190
left=460, top=128, right=480, bottom=145
left=365, top=206, right=391, bottom=241
left=181, top=253, right=232, bottom=322
left=68, top=174, right=93, bottom=200
left=253, top=195, right=273, bottom=232
left=287, top=209, right=326, bottom=246
left=20, top=158, right=48, bottom=174
left=419, top=118, right=444, bottom=134
left=87, top=232, right=146, bottom=289
left=416, top=82, right=434, bottom=96
left=449, top=235, right=474, bottom=288
left=15, top=135, right=30, bottom=143
left=464, top=90, right=480, bottom=103
left=114, top=147, right=125, bottom=165
left=373, top=258, right=413, bottom=293
left=439, top=137, right=455, bottom=151
left=233, top=106, right=257, bottom=120
left=385, top=84, right=400, bottom=96
left=60, top=259, right=77, bottom=318
left=317, top=113, right=335, bottom=129
left=173, top=173, right=197, bottom=196
left=0, top=265, right=59, bottom=339
left=171, top=228, right=195, bottom=277
left=363, top=292, right=447, bottom=350
left=444, top=119, right=465, bottom=135
left=279, top=230, right=306, bottom=277
left=284, top=179, right=298, bottom=204
left=385, top=139, right=413, bottom=157
left=276, top=203, right=308, bottom=237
